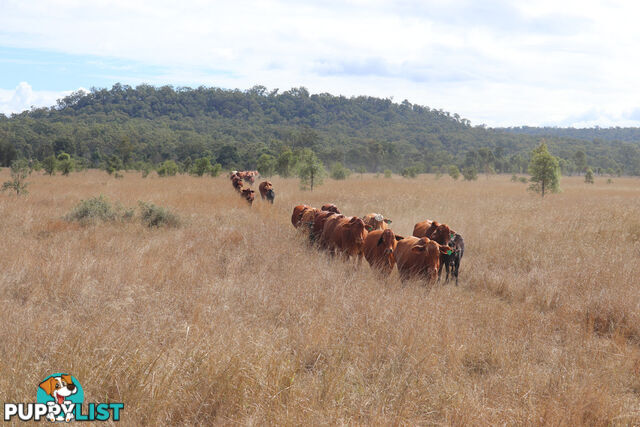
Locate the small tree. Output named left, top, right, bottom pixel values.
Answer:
left=330, top=162, right=351, bottom=180
left=42, top=155, right=57, bottom=175
left=190, top=157, right=212, bottom=176
left=462, top=166, right=478, bottom=181
left=157, top=160, right=179, bottom=177
left=448, top=165, right=460, bottom=180
left=2, top=159, right=31, bottom=195
left=356, top=166, right=366, bottom=179
left=401, top=166, right=420, bottom=178
left=257, top=154, right=277, bottom=177
left=56, top=152, right=74, bottom=176
left=105, top=155, right=123, bottom=175
left=297, top=149, right=326, bottom=191
left=528, top=142, right=560, bottom=197
left=276, top=149, right=296, bottom=178
left=209, top=163, right=222, bottom=177
left=585, top=168, right=594, bottom=184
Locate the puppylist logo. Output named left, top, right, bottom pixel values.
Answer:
left=3, top=373, right=123, bottom=422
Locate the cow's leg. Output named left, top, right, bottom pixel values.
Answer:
left=454, top=258, right=460, bottom=286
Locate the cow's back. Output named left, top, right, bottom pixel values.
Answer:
left=412, top=220, right=433, bottom=237
left=363, top=213, right=388, bottom=231
left=321, top=215, right=345, bottom=249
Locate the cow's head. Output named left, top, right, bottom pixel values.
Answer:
left=430, top=224, right=452, bottom=245
left=347, top=217, right=367, bottom=244
left=322, top=204, right=340, bottom=214
left=377, top=229, right=397, bottom=255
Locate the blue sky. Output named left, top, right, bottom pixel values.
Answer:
left=1, top=0, right=640, bottom=127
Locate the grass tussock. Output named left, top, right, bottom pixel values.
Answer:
left=138, top=201, right=181, bottom=228
left=1, top=170, right=640, bottom=424
left=65, top=195, right=133, bottom=224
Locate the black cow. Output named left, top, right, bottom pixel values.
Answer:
left=439, top=233, right=464, bottom=285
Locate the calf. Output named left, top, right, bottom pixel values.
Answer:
left=395, top=236, right=451, bottom=284
left=331, top=216, right=368, bottom=262
left=363, top=229, right=401, bottom=275
left=241, top=188, right=255, bottom=205
left=413, top=220, right=453, bottom=245
left=259, top=181, right=275, bottom=203
left=321, top=203, right=341, bottom=214
left=362, top=213, right=392, bottom=231
left=232, top=176, right=244, bottom=192
left=320, top=214, right=345, bottom=252
left=440, top=233, right=464, bottom=285
left=312, top=210, right=338, bottom=243
left=291, top=205, right=312, bottom=228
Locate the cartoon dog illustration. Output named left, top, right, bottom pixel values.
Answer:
left=39, top=374, right=77, bottom=422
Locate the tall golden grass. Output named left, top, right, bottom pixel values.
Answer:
left=1, top=170, right=639, bottom=424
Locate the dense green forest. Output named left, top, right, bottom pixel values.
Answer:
left=1, top=83, right=640, bottom=175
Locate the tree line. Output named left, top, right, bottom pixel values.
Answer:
left=1, top=84, right=639, bottom=176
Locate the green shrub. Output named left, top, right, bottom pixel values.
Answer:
left=401, top=166, right=420, bottom=178
left=585, top=168, right=594, bottom=184
left=384, top=169, right=392, bottom=178
left=157, top=160, right=179, bottom=177
left=138, top=201, right=180, bottom=228
left=518, top=177, right=528, bottom=183
left=105, top=155, right=123, bottom=175
left=1, top=159, right=31, bottom=195
left=190, top=157, right=212, bottom=176
left=209, top=163, right=222, bottom=177
left=42, top=155, right=57, bottom=175
left=448, top=165, right=460, bottom=180
left=330, top=162, right=351, bottom=180
left=462, top=166, right=478, bottom=181
left=65, top=195, right=133, bottom=224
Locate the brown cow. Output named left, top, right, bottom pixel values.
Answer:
left=291, top=205, right=313, bottom=228
left=241, top=188, right=255, bottom=205
left=319, top=214, right=345, bottom=251
left=412, top=220, right=454, bottom=245
left=362, top=213, right=392, bottom=231
left=312, top=210, right=338, bottom=243
left=395, top=236, right=451, bottom=283
left=300, top=207, right=319, bottom=231
left=321, top=204, right=341, bottom=214
left=327, top=216, right=368, bottom=261
left=258, top=181, right=275, bottom=203
left=363, top=229, right=401, bottom=275
left=232, top=176, right=244, bottom=192
left=412, top=220, right=433, bottom=238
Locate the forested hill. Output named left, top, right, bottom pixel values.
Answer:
left=502, top=126, right=640, bottom=143
left=1, top=84, right=640, bottom=175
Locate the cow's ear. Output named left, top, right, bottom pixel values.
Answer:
left=412, top=245, right=426, bottom=252
left=394, top=235, right=404, bottom=241
left=383, top=219, right=392, bottom=224
left=438, top=245, right=452, bottom=255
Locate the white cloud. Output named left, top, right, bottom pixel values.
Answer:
left=0, top=82, right=75, bottom=116
left=1, top=1, right=640, bottom=126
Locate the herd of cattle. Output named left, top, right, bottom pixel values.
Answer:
left=228, top=172, right=464, bottom=285
left=230, top=171, right=275, bottom=205
left=291, top=204, right=465, bottom=285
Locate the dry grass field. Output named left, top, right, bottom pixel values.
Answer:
left=1, top=169, right=640, bottom=425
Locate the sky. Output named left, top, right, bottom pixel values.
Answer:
left=1, top=0, right=640, bottom=127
